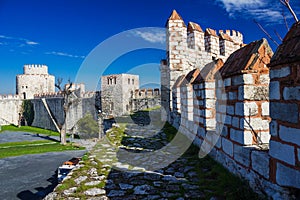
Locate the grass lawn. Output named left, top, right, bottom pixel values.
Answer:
left=0, top=140, right=85, bottom=159
left=0, top=125, right=60, bottom=136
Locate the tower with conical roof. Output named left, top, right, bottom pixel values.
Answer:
left=161, top=10, right=188, bottom=116
left=161, top=9, right=244, bottom=122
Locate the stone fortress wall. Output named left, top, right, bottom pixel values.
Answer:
left=0, top=67, right=160, bottom=133
left=0, top=95, right=23, bottom=125
left=161, top=10, right=300, bottom=199
left=101, top=74, right=140, bottom=117
left=101, top=73, right=161, bottom=116
left=132, top=88, right=160, bottom=111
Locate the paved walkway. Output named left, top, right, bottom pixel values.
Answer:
left=0, top=150, right=86, bottom=200
left=45, top=112, right=259, bottom=200
left=45, top=121, right=211, bottom=199
left=0, top=131, right=57, bottom=143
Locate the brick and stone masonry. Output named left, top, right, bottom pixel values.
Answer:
left=268, top=21, right=300, bottom=189
left=216, top=38, right=273, bottom=147
left=161, top=9, right=300, bottom=199
left=101, top=74, right=139, bottom=117
left=192, top=59, right=224, bottom=153
left=161, top=10, right=243, bottom=123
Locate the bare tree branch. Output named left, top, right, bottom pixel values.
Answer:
left=253, top=20, right=280, bottom=46
left=55, top=77, right=63, bottom=91
left=281, top=10, right=290, bottom=31
left=274, top=30, right=283, bottom=42
left=280, top=0, right=299, bottom=22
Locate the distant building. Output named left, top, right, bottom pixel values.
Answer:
left=101, top=74, right=139, bottom=116
left=16, top=64, right=55, bottom=99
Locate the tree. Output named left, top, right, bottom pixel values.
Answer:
left=76, top=113, right=98, bottom=139
left=21, top=100, right=34, bottom=126
left=255, top=0, right=299, bottom=47
left=55, top=78, right=75, bottom=145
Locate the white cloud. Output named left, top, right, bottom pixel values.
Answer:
left=132, top=30, right=165, bottom=44
left=26, top=41, right=39, bottom=45
left=0, top=34, right=39, bottom=46
left=45, top=51, right=85, bottom=59
left=216, top=0, right=283, bottom=23
left=217, top=0, right=265, bottom=12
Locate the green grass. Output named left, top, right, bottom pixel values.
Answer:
left=106, top=123, right=127, bottom=147
left=0, top=125, right=60, bottom=136
left=0, top=142, right=85, bottom=159
left=0, top=140, right=56, bottom=148
left=182, top=145, right=264, bottom=200
left=143, top=105, right=161, bottom=111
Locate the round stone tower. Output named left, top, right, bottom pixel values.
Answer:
left=16, top=64, right=55, bottom=99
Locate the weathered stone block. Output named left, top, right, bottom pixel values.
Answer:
left=233, top=144, right=252, bottom=167
left=225, top=115, right=232, bottom=125
left=261, top=102, right=269, bottom=116
left=232, top=117, right=240, bottom=128
left=269, top=81, right=280, bottom=100
left=193, top=136, right=202, bottom=148
left=276, top=162, right=300, bottom=188
left=283, top=86, right=300, bottom=100
left=232, top=76, right=243, bottom=86
left=222, top=138, right=233, bottom=157
left=279, top=125, right=300, bottom=145
left=228, top=91, right=237, bottom=100
left=241, top=118, right=269, bottom=131
left=204, top=109, right=212, bottom=118
left=235, top=102, right=244, bottom=117
left=244, top=102, right=258, bottom=116
left=230, top=128, right=253, bottom=145
left=224, top=78, right=231, bottom=87
left=270, top=102, right=299, bottom=124
left=197, top=126, right=205, bottom=138
left=206, top=99, right=215, bottom=109
left=269, top=140, right=295, bottom=166
left=259, top=74, right=270, bottom=84
left=226, top=106, right=235, bottom=115
left=243, top=74, right=254, bottom=85
left=269, top=120, right=278, bottom=137
left=270, top=66, right=290, bottom=79
left=219, top=126, right=228, bottom=137
left=258, top=131, right=270, bottom=144
left=239, top=85, right=269, bottom=101
left=205, top=89, right=215, bottom=99
left=205, top=82, right=215, bottom=89
left=251, top=150, right=269, bottom=179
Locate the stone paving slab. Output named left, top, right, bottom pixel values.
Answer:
left=45, top=112, right=261, bottom=200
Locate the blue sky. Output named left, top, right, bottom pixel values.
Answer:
left=0, top=0, right=299, bottom=93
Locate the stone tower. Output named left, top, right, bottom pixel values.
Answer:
left=16, top=64, right=55, bottom=99
left=161, top=10, right=244, bottom=120
left=101, top=74, right=139, bottom=117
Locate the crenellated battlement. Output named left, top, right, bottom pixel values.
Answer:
left=134, top=88, right=160, bottom=99
left=34, top=92, right=63, bottom=99
left=186, top=24, right=243, bottom=56
left=33, top=91, right=97, bottom=99
left=0, top=94, right=21, bottom=100
left=167, top=10, right=244, bottom=69
left=164, top=10, right=245, bottom=99
left=23, top=64, right=48, bottom=75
